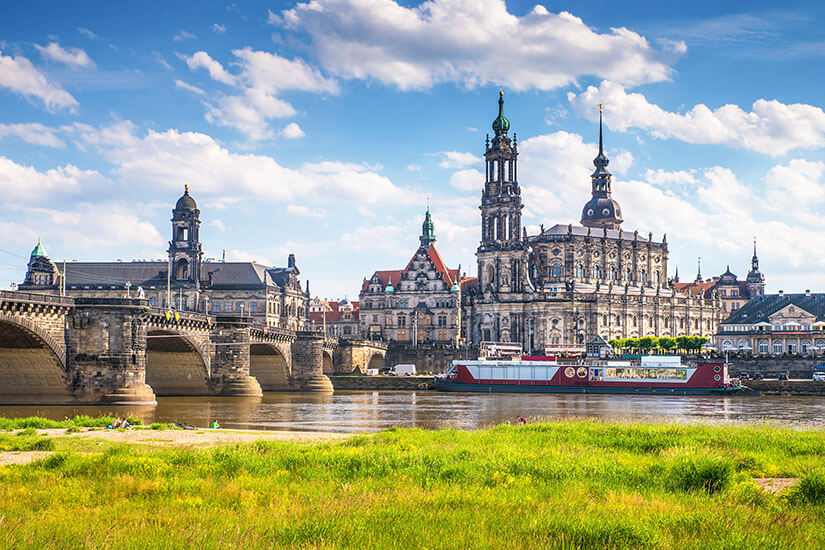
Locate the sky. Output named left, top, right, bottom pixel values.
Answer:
left=1, top=0, right=825, bottom=299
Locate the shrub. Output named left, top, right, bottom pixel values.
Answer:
left=26, top=438, right=55, bottom=452
left=16, top=427, right=37, bottom=437
left=667, top=451, right=733, bottom=494
left=794, top=471, right=825, bottom=505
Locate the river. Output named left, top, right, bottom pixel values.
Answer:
left=1, top=392, right=823, bottom=432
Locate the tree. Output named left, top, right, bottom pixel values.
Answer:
left=609, top=339, right=623, bottom=351
left=658, top=337, right=676, bottom=352
left=676, top=335, right=691, bottom=353
left=638, top=336, right=656, bottom=352
left=624, top=338, right=639, bottom=352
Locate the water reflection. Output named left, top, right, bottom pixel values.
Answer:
left=0, top=392, right=823, bottom=433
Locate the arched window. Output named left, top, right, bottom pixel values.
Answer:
left=632, top=316, right=637, bottom=327
left=616, top=315, right=621, bottom=325
left=593, top=265, right=601, bottom=279
left=549, top=264, right=563, bottom=278
left=609, top=266, right=616, bottom=281
left=576, top=264, right=584, bottom=278
left=625, top=267, right=632, bottom=281
left=640, top=270, right=647, bottom=284
left=656, top=271, right=661, bottom=286
left=176, top=259, right=189, bottom=280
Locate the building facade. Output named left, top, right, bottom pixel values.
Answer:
left=359, top=209, right=462, bottom=344
left=463, top=95, right=722, bottom=353
left=673, top=243, right=766, bottom=315
left=20, top=187, right=309, bottom=330
left=309, top=298, right=360, bottom=338
left=715, top=292, right=825, bottom=355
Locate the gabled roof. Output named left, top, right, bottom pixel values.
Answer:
left=361, top=244, right=458, bottom=293
left=309, top=299, right=360, bottom=323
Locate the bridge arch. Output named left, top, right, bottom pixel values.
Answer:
left=322, top=349, right=334, bottom=374
left=250, top=343, right=291, bottom=391
left=145, top=330, right=211, bottom=395
left=366, top=351, right=386, bottom=373
left=0, top=315, right=72, bottom=403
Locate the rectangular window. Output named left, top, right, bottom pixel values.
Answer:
left=225, top=302, right=232, bottom=313
left=398, top=316, right=406, bottom=327
left=788, top=342, right=797, bottom=354
left=250, top=302, right=257, bottom=313
left=149, top=297, right=157, bottom=306
left=773, top=342, right=782, bottom=354
left=213, top=302, right=221, bottom=313
left=237, top=302, right=245, bottom=312
left=438, top=315, right=447, bottom=327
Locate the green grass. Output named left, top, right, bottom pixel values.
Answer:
left=0, top=415, right=143, bottom=431
left=1, top=420, right=824, bottom=549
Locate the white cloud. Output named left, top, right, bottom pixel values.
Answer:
left=184, top=51, right=236, bottom=85
left=0, top=123, right=64, bottom=147
left=0, top=156, right=106, bottom=203
left=174, top=79, right=206, bottom=96
left=287, top=205, right=326, bottom=217
left=438, top=151, right=481, bottom=169
left=174, top=30, right=197, bottom=42
left=569, top=80, right=825, bottom=155
left=212, top=23, right=227, bottom=33
left=280, top=122, right=305, bottom=139
left=277, top=0, right=680, bottom=91
left=0, top=50, right=78, bottom=111
left=35, top=42, right=95, bottom=68
left=645, top=168, right=696, bottom=188
left=449, top=168, right=483, bottom=191
left=407, top=164, right=421, bottom=171
left=184, top=49, right=338, bottom=140
left=77, top=27, right=98, bottom=39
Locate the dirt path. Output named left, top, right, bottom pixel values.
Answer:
left=0, top=428, right=350, bottom=467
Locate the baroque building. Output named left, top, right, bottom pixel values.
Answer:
left=673, top=242, right=767, bottom=315
left=715, top=291, right=825, bottom=355
left=309, top=297, right=360, bottom=338
left=20, top=187, right=309, bottom=330
left=359, top=209, right=462, bottom=344
left=463, top=94, right=722, bottom=353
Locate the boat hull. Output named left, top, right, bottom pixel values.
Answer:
left=433, top=378, right=745, bottom=395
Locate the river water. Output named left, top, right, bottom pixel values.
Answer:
left=1, top=392, right=823, bottom=432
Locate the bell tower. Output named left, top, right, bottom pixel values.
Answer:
left=477, top=90, right=527, bottom=297
left=168, top=185, right=202, bottom=289
left=581, top=105, right=623, bottom=230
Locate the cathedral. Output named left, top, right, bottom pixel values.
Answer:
left=20, top=186, right=310, bottom=331
left=463, top=93, right=722, bottom=353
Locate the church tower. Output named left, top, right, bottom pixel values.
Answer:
left=581, top=106, right=623, bottom=230
left=746, top=238, right=766, bottom=296
left=476, top=91, right=527, bottom=297
left=420, top=207, right=436, bottom=247
left=168, top=185, right=202, bottom=289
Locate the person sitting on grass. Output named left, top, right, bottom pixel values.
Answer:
left=210, top=420, right=220, bottom=429
left=107, top=417, right=122, bottom=429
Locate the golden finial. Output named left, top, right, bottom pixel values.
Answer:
left=185, top=184, right=189, bottom=193
left=598, top=103, right=603, bottom=114
left=499, top=86, right=503, bottom=97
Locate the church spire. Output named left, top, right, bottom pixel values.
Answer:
left=420, top=207, right=436, bottom=247
left=581, top=104, right=622, bottom=230
left=695, top=257, right=702, bottom=283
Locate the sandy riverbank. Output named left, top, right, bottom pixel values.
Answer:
left=0, top=427, right=350, bottom=466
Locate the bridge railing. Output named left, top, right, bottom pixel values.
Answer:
left=148, top=307, right=209, bottom=323
left=0, top=290, right=75, bottom=307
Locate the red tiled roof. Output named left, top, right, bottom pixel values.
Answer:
left=361, top=244, right=458, bottom=293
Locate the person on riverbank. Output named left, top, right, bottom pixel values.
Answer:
left=210, top=420, right=220, bottom=429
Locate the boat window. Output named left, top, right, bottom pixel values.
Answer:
left=603, top=368, right=687, bottom=380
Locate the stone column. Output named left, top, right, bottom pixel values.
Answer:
left=211, top=317, right=262, bottom=396
left=292, top=331, right=333, bottom=392
left=67, top=298, right=157, bottom=405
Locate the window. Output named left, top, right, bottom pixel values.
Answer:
left=732, top=303, right=739, bottom=310
left=773, top=342, right=782, bottom=354
left=224, top=302, right=232, bottom=312
left=149, top=297, right=157, bottom=306
left=576, top=264, right=584, bottom=278
left=592, top=265, right=601, bottom=279
left=788, top=342, right=798, bottom=354
left=609, top=267, right=616, bottom=281
left=237, top=302, right=245, bottom=313
left=249, top=302, right=257, bottom=313
left=720, top=290, right=726, bottom=296
left=372, top=315, right=378, bottom=323
left=632, top=316, right=637, bottom=327
left=343, top=326, right=352, bottom=335
left=625, top=267, right=632, bottom=281
left=385, top=316, right=393, bottom=326
left=640, top=270, right=647, bottom=284
left=398, top=316, right=406, bottom=327
left=802, top=342, right=810, bottom=354
left=438, top=315, right=447, bottom=327
left=759, top=341, right=769, bottom=354
left=732, top=290, right=738, bottom=297
left=549, top=264, right=563, bottom=278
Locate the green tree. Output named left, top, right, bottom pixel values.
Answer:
left=609, top=339, right=623, bottom=352
left=624, top=338, right=639, bottom=352
left=676, top=335, right=691, bottom=353
left=658, top=337, right=676, bottom=353
left=638, top=336, right=656, bottom=353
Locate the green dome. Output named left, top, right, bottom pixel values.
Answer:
left=30, top=239, right=47, bottom=259
left=492, top=90, right=510, bottom=137
left=450, top=282, right=460, bottom=292
left=385, top=282, right=395, bottom=293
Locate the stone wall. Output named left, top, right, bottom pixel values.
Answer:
left=328, top=375, right=433, bottom=390
left=385, top=343, right=479, bottom=374
left=744, top=380, right=825, bottom=395
left=727, top=357, right=822, bottom=379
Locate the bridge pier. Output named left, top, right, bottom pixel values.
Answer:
left=211, top=318, right=263, bottom=397
left=292, top=331, right=333, bottom=392
left=67, top=298, right=157, bottom=405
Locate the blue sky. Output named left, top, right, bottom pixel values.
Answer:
left=2, top=0, right=825, bottom=299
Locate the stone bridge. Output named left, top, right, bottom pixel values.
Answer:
left=0, top=291, right=381, bottom=405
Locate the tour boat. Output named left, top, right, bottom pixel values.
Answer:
left=434, top=355, right=744, bottom=395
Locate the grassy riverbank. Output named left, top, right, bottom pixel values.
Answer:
left=1, top=420, right=824, bottom=549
